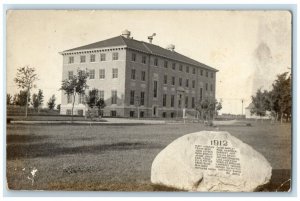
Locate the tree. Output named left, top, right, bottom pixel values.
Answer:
left=195, top=98, right=222, bottom=124
left=31, top=89, right=44, bottom=112
left=86, top=89, right=106, bottom=118
left=250, top=72, right=291, bottom=123
left=7, top=94, right=12, bottom=105
left=15, top=90, right=31, bottom=106
left=251, top=89, right=270, bottom=118
left=14, top=66, right=38, bottom=117
left=57, top=104, right=61, bottom=111
left=60, top=69, right=89, bottom=122
left=47, top=95, right=56, bottom=110
left=270, top=72, right=291, bottom=122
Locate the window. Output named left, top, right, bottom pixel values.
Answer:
left=211, top=84, right=213, bottom=92
left=111, top=90, right=117, bottom=104
left=211, top=72, right=214, bottom=78
left=68, top=71, right=73, bottom=80
left=66, top=109, right=72, bottom=115
left=90, top=54, right=95, bottom=62
left=68, top=56, right=74, bottom=64
left=186, top=66, right=190, bottom=73
left=131, top=69, right=136, bottom=80
left=111, top=111, right=116, bottom=117
left=99, top=69, right=105, bottom=79
left=141, top=71, right=146, bottom=81
left=163, top=94, right=167, bottom=107
left=130, top=111, right=135, bottom=117
left=99, top=90, right=104, bottom=100
left=140, top=111, right=144, bottom=118
left=171, top=95, right=175, bottom=107
left=130, top=90, right=135, bottom=105
left=131, top=53, right=136, bottom=62
left=80, top=55, right=86, bottom=63
left=178, top=94, right=182, bottom=108
left=186, top=79, right=189, bottom=87
left=192, top=80, right=195, bottom=88
left=192, top=97, right=195, bottom=108
left=206, top=83, right=208, bottom=91
left=179, top=78, right=182, bottom=86
left=142, top=56, right=147, bottom=64
left=185, top=96, right=188, bottom=108
left=206, top=71, right=208, bottom=77
left=172, top=63, right=176, bottom=70
left=171, top=112, right=175, bottom=118
left=179, top=65, right=183, bottom=71
left=67, top=94, right=72, bottom=104
left=162, top=112, right=167, bottom=118
left=100, top=53, right=106, bottom=61
left=89, top=69, right=95, bottom=79
left=112, top=68, right=118, bottom=78
left=164, top=75, right=168, bottom=84
left=200, top=88, right=203, bottom=100
left=164, top=60, right=168, bottom=68
left=112, top=52, right=118, bottom=60
left=78, top=94, right=85, bottom=104
left=154, top=58, right=158, bottom=66
left=172, top=76, right=175, bottom=85
left=140, top=92, right=145, bottom=106
left=77, top=110, right=84, bottom=116
left=153, top=81, right=158, bottom=98
left=200, top=69, right=203, bottom=76
left=193, top=68, right=196, bottom=74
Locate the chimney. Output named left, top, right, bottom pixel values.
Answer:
left=148, top=33, right=156, bottom=44
left=121, top=29, right=131, bottom=38
left=166, top=44, right=175, bottom=52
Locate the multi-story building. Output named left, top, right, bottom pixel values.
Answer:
left=60, top=30, right=218, bottom=118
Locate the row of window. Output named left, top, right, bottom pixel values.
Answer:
left=68, top=52, right=119, bottom=64
left=67, top=52, right=214, bottom=78
left=68, top=69, right=118, bottom=80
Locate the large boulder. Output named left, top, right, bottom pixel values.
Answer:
left=151, top=131, right=272, bottom=192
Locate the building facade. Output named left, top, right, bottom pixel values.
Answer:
left=60, top=30, right=218, bottom=118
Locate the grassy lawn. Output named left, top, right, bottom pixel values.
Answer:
left=6, top=121, right=291, bottom=191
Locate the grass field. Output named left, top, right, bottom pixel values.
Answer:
left=6, top=121, right=291, bottom=191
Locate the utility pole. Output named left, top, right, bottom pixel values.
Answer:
left=241, top=99, right=244, bottom=115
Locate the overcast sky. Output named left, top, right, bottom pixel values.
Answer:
left=6, top=10, right=291, bottom=114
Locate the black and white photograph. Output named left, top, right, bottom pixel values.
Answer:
left=5, top=10, right=292, bottom=193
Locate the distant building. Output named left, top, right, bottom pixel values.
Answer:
left=60, top=30, right=218, bottom=118
left=245, top=103, right=271, bottom=119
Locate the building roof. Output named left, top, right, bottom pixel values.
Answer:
left=63, top=35, right=218, bottom=71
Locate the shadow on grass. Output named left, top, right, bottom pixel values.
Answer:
left=7, top=142, right=163, bottom=160
left=6, top=134, right=50, bottom=143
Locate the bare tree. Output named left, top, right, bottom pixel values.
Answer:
left=14, top=66, right=38, bottom=118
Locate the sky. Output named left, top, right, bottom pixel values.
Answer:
left=6, top=10, right=291, bottom=114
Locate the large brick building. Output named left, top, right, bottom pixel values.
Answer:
left=60, top=30, right=218, bottom=118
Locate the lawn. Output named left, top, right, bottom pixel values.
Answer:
left=6, top=121, right=291, bottom=191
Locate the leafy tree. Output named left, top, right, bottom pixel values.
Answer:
left=57, top=104, right=61, bottom=111
left=47, top=95, right=56, bottom=110
left=86, top=89, right=106, bottom=118
left=251, top=72, right=291, bottom=123
left=12, top=94, right=18, bottom=105
left=31, top=89, right=44, bottom=112
left=195, top=98, right=222, bottom=124
left=270, top=72, right=291, bottom=122
left=32, top=90, right=44, bottom=112
left=15, top=90, right=31, bottom=106
left=14, top=66, right=38, bottom=117
left=60, top=69, right=89, bottom=122
left=251, top=89, right=270, bottom=117
left=7, top=94, right=12, bottom=105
